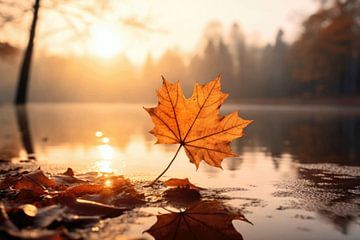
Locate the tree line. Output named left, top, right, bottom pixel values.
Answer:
left=144, top=0, right=360, bottom=99
left=0, top=0, right=359, bottom=102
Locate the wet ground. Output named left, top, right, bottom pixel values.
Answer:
left=0, top=103, right=360, bottom=240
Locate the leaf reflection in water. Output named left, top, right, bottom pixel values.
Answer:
left=145, top=200, right=252, bottom=240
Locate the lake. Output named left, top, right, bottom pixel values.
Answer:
left=0, top=103, right=360, bottom=240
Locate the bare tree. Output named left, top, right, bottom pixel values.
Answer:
left=0, top=0, right=162, bottom=104
left=0, top=0, right=111, bottom=104
left=15, top=0, right=40, bottom=104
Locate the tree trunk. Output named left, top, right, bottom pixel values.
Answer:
left=15, top=0, right=40, bottom=105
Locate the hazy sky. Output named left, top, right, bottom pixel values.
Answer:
left=149, top=0, right=316, bottom=45
left=113, top=0, right=318, bottom=62
left=1, top=0, right=318, bottom=63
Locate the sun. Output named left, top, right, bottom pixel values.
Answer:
left=88, top=23, right=123, bottom=58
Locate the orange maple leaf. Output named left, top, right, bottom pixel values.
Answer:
left=145, top=75, right=252, bottom=185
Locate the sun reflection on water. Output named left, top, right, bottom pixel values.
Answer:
left=96, top=131, right=116, bottom=173
left=96, top=159, right=113, bottom=173
left=97, top=144, right=114, bottom=160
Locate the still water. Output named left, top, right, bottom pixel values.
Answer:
left=0, top=103, right=360, bottom=240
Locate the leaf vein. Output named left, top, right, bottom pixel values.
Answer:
left=185, top=122, right=247, bottom=144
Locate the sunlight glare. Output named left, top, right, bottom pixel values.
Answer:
left=97, top=144, right=114, bottom=160
left=88, top=23, right=123, bottom=58
left=104, top=179, right=112, bottom=188
left=97, top=160, right=113, bottom=173
left=95, top=131, right=103, bottom=137
left=96, top=144, right=114, bottom=173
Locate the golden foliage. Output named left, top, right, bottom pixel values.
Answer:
left=145, top=75, right=252, bottom=169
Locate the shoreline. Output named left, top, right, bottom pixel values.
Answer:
left=1, top=97, right=360, bottom=107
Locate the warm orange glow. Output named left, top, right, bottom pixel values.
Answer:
left=88, top=23, right=123, bottom=58
left=102, top=137, right=110, bottom=143
left=125, top=138, right=147, bottom=158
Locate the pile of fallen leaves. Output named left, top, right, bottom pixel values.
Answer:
left=0, top=167, right=144, bottom=239
left=0, top=167, right=251, bottom=240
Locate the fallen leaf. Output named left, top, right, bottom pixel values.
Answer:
left=24, top=170, right=56, bottom=188
left=145, top=200, right=252, bottom=240
left=63, top=176, right=145, bottom=207
left=14, top=170, right=56, bottom=194
left=7, top=204, right=38, bottom=228
left=164, top=178, right=204, bottom=190
left=52, top=174, right=86, bottom=186
left=62, top=168, right=74, bottom=177
left=0, top=168, right=142, bottom=237
left=0, top=203, right=76, bottom=239
left=58, top=195, right=128, bottom=218
left=145, top=76, right=252, bottom=169
left=56, top=214, right=100, bottom=230
left=14, top=189, right=44, bottom=204
left=63, top=184, right=103, bottom=197
left=33, top=205, right=64, bottom=228
left=33, top=204, right=99, bottom=230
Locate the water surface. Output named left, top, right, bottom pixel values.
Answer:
left=0, top=103, right=359, bottom=239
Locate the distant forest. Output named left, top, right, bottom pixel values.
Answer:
left=0, top=0, right=359, bottom=102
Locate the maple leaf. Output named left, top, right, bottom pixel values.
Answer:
left=145, top=75, right=252, bottom=185
left=145, top=200, right=252, bottom=240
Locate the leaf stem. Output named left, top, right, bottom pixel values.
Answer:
left=146, top=144, right=183, bottom=187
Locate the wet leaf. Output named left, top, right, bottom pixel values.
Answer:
left=33, top=205, right=64, bottom=228
left=33, top=205, right=99, bottom=229
left=14, top=189, right=44, bottom=204
left=0, top=174, right=21, bottom=189
left=164, top=178, right=204, bottom=190
left=0, top=168, right=144, bottom=238
left=14, top=170, right=55, bottom=194
left=145, top=200, right=252, bottom=240
left=63, top=184, right=103, bottom=197
left=0, top=203, right=76, bottom=239
left=53, top=174, right=86, bottom=186
left=63, top=175, right=145, bottom=208
left=95, top=175, right=130, bottom=191
left=7, top=204, right=38, bottom=228
left=145, top=76, right=252, bottom=169
left=58, top=195, right=128, bottom=218
left=59, top=215, right=100, bottom=230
